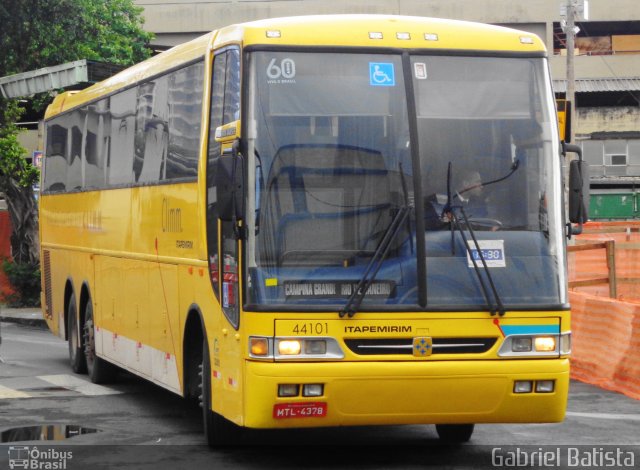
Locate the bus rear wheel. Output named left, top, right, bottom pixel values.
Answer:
left=83, top=301, right=117, bottom=384
left=200, top=338, right=242, bottom=447
left=67, top=293, right=87, bottom=374
left=435, top=424, right=475, bottom=443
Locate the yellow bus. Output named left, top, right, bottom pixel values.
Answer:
left=40, top=15, right=577, bottom=446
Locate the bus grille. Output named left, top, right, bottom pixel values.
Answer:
left=344, top=337, right=497, bottom=355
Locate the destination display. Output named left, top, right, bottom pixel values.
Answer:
left=283, top=281, right=396, bottom=298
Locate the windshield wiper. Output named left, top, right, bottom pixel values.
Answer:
left=339, top=166, right=411, bottom=318
left=254, top=149, right=264, bottom=236
left=443, top=162, right=505, bottom=316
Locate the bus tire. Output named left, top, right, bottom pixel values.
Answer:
left=83, top=300, right=117, bottom=384
left=435, top=424, right=475, bottom=443
left=201, top=337, right=242, bottom=447
left=67, top=293, right=87, bottom=374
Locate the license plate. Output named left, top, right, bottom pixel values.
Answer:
left=273, top=402, right=327, bottom=419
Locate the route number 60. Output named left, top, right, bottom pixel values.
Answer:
left=267, top=58, right=296, bottom=79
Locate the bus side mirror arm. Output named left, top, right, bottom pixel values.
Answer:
left=563, top=142, right=590, bottom=239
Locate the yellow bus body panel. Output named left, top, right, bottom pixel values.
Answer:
left=244, top=359, right=569, bottom=428
left=233, top=310, right=569, bottom=428
left=235, top=15, right=546, bottom=52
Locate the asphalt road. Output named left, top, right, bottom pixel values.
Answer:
left=0, top=321, right=638, bottom=470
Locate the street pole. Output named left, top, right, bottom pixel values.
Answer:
left=566, top=0, right=576, bottom=144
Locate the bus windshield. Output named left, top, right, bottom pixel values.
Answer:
left=244, top=50, right=566, bottom=311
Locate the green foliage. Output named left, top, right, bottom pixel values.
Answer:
left=0, top=0, right=153, bottom=189
left=0, top=0, right=154, bottom=268
left=0, top=122, right=38, bottom=191
left=0, top=0, right=154, bottom=112
left=2, top=259, right=41, bottom=307
left=0, top=0, right=153, bottom=78
left=76, top=0, right=154, bottom=66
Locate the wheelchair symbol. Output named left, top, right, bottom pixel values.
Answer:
left=369, top=63, right=395, bottom=86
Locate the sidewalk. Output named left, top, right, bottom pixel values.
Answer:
left=0, top=305, right=46, bottom=327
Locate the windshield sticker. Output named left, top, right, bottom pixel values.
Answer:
left=266, top=57, right=296, bottom=84
left=466, top=240, right=506, bottom=268
left=369, top=62, right=395, bottom=86
left=414, top=62, right=428, bottom=80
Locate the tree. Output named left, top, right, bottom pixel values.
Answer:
left=0, top=0, right=154, bottom=73
left=0, top=0, right=153, bottom=302
left=0, top=102, right=39, bottom=265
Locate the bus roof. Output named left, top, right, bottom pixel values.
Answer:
left=45, top=14, right=545, bottom=119
left=45, top=31, right=215, bottom=119
left=223, top=14, right=546, bottom=52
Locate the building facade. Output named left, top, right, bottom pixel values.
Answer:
left=134, top=0, right=640, bottom=190
left=4, top=1, right=637, bottom=217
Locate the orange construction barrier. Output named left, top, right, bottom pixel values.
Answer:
left=568, top=221, right=640, bottom=400
left=569, top=221, right=640, bottom=302
left=569, top=291, right=640, bottom=401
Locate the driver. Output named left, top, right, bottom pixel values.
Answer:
left=424, top=168, right=497, bottom=230
left=455, top=170, right=488, bottom=218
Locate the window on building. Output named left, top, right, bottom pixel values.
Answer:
left=610, top=154, right=627, bottom=165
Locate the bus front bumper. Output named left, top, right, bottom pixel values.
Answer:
left=242, top=358, right=570, bottom=428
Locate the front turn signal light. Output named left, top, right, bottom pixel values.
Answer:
left=250, top=337, right=270, bottom=357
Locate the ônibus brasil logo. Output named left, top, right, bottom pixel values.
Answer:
left=8, top=446, right=73, bottom=469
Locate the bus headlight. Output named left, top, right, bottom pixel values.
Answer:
left=305, top=339, right=327, bottom=355
left=275, top=337, right=344, bottom=361
left=512, top=337, right=532, bottom=352
left=249, top=337, right=344, bottom=360
left=534, top=336, right=556, bottom=352
left=278, top=340, right=302, bottom=355
left=499, top=334, right=563, bottom=357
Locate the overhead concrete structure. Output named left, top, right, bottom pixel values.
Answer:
left=0, top=60, right=123, bottom=99
left=134, top=0, right=640, bottom=83
left=132, top=0, right=640, bottom=209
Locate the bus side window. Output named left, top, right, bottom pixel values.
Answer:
left=84, top=99, right=110, bottom=189
left=206, top=51, right=228, bottom=299
left=44, top=122, right=68, bottom=191
left=166, top=61, right=204, bottom=179
left=220, top=48, right=241, bottom=327
left=134, top=78, right=170, bottom=183
left=68, top=123, right=83, bottom=190
left=108, top=88, right=136, bottom=186
left=223, top=49, right=240, bottom=123
left=207, top=47, right=241, bottom=326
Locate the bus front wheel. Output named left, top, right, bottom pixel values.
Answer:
left=435, top=424, right=475, bottom=443
left=200, top=338, right=242, bottom=446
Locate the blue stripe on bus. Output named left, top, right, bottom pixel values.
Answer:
left=501, top=325, right=559, bottom=336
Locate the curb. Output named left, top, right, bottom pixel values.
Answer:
left=0, top=311, right=47, bottom=328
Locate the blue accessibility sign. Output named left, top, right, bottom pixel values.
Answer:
left=369, top=62, right=395, bottom=86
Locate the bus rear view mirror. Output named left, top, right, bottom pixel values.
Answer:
left=216, top=142, right=245, bottom=222
left=568, top=159, right=590, bottom=224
